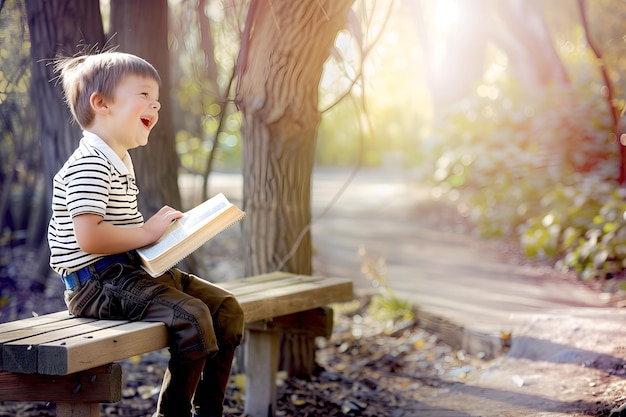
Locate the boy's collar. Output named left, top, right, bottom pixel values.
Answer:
left=82, top=130, right=134, bottom=176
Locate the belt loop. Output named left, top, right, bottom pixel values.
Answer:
left=87, top=263, right=98, bottom=279
left=75, top=273, right=83, bottom=291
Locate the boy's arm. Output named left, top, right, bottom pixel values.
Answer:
left=73, top=206, right=183, bottom=255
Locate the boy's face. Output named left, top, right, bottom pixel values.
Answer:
left=102, top=74, right=160, bottom=154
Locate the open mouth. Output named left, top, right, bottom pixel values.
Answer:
left=141, top=117, right=152, bottom=128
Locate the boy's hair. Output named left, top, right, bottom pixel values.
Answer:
left=54, top=51, right=161, bottom=129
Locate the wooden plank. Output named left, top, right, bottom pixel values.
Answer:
left=223, top=273, right=352, bottom=299
left=246, top=307, right=334, bottom=338
left=226, top=274, right=325, bottom=298
left=238, top=278, right=353, bottom=323
left=0, top=311, right=73, bottom=334
left=0, top=317, right=99, bottom=371
left=0, top=363, right=121, bottom=402
left=3, top=320, right=130, bottom=374
left=236, top=277, right=352, bottom=304
left=37, top=321, right=168, bottom=375
left=220, top=271, right=295, bottom=291
left=0, top=317, right=98, bottom=344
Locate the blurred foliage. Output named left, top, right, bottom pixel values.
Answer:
left=168, top=0, right=243, bottom=175
left=316, top=5, right=430, bottom=169
left=425, top=45, right=626, bottom=282
left=0, top=0, right=40, bottom=248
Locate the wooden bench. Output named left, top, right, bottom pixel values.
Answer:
left=0, top=272, right=353, bottom=417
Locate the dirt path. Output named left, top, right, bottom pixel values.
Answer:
left=306, top=168, right=626, bottom=416
left=202, top=168, right=626, bottom=416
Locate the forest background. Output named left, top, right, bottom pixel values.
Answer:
left=2, top=0, right=626, bottom=302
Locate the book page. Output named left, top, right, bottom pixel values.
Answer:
left=178, top=193, right=229, bottom=234
left=138, top=221, right=188, bottom=261
left=138, top=193, right=231, bottom=261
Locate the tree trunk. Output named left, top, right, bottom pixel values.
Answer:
left=110, top=0, right=182, bottom=217
left=26, top=0, right=105, bottom=177
left=25, top=0, right=105, bottom=284
left=109, top=0, right=198, bottom=272
left=577, top=0, right=624, bottom=183
left=413, top=0, right=569, bottom=110
left=236, top=0, right=354, bottom=277
left=490, top=0, right=569, bottom=89
left=235, top=0, right=354, bottom=378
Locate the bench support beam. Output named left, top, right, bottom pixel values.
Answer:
left=56, top=402, right=100, bottom=417
left=0, top=363, right=121, bottom=403
left=245, top=328, right=278, bottom=417
left=0, top=363, right=121, bottom=417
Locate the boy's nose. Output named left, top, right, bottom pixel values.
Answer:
left=152, top=100, right=161, bottom=110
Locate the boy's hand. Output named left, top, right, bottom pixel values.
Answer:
left=74, top=205, right=183, bottom=254
left=143, top=206, right=183, bottom=241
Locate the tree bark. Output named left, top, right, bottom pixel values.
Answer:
left=26, top=0, right=105, bottom=178
left=236, top=0, right=354, bottom=277
left=413, top=0, right=569, bottom=110
left=110, top=0, right=182, bottom=217
left=25, top=0, right=105, bottom=281
left=235, top=0, right=354, bottom=379
left=489, top=0, right=569, bottom=89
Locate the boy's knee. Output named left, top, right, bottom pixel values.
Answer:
left=174, top=298, right=218, bottom=355
left=222, top=295, right=244, bottom=318
left=217, top=296, right=244, bottom=347
left=186, top=298, right=214, bottom=334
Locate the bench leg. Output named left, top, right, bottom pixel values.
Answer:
left=56, top=402, right=100, bottom=417
left=244, top=328, right=278, bottom=417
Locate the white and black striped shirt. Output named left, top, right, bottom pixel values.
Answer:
left=48, top=131, right=144, bottom=276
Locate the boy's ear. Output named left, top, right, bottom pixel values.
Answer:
left=90, top=92, right=110, bottom=114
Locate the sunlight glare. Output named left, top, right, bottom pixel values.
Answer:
left=434, top=0, right=461, bottom=35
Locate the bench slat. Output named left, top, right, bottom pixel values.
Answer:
left=38, top=321, right=168, bottom=375
left=220, top=271, right=297, bottom=290
left=0, top=317, right=98, bottom=344
left=237, top=277, right=353, bottom=323
left=0, top=317, right=98, bottom=371
left=0, top=311, right=73, bottom=334
left=225, top=274, right=336, bottom=298
left=3, top=320, right=132, bottom=374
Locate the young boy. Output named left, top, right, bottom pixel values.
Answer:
left=48, top=51, right=244, bottom=417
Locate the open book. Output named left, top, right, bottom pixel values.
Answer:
left=136, top=193, right=245, bottom=277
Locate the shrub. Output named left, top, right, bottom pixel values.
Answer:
left=426, top=70, right=623, bottom=282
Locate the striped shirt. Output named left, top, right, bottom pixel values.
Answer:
left=48, top=131, right=144, bottom=276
